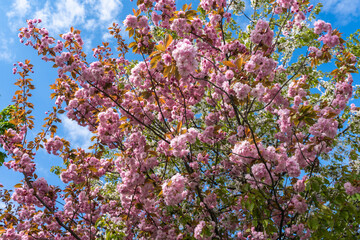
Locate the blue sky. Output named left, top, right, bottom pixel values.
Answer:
left=0, top=0, right=359, bottom=195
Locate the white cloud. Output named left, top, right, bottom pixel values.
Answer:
left=82, top=36, right=94, bottom=54
left=60, top=115, right=94, bottom=150
left=6, top=0, right=30, bottom=18
left=316, top=0, right=360, bottom=25
left=83, top=19, right=97, bottom=31
left=0, top=35, right=15, bottom=63
left=6, top=0, right=124, bottom=49
left=102, top=32, right=113, bottom=41
left=6, top=0, right=31, bottom=30
left=33, top=0, right=86, bottom=33
left=96, top=0, right=123, bottom=23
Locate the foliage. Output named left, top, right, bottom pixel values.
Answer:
left=0, top=0, right=359, bottom=239
left=0, top=105, right=16, bottom=166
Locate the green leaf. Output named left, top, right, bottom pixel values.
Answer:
left=308, top=216, right=319, bottom=230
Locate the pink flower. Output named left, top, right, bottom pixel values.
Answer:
left=314, top=20, right=331, bottom=35
left=230, top=141, right=258, bottom=166
left=309, top=117, right=338, bottom=139
left=245, top=52, right=277, bottom=80
left=225, top=70, right=234, bottom=80
left=344, top=182, right=360, bottom=195
left=291, top=195, right=308, bottom=214
left=286, top=157, right=300, bottom=177
left=45, top=136, right=63, bottom=155
left=162, top=53, right=172, bottom=66
left=250, top=20, right=273, bottom=47
left=233, top=82, right=250, bottom=100
left=162, top=173, right=187, bottom=205
left=138, top=16, right=149, bottom=28
left=172, top=40, right=197, bottom=77
left=276, top=0, right=297, bottom=9
left=124, top=15, right=138, bottom=28
left=152, top=11, right=161, bottom=26
left=194, top=221, right=206, bottom=239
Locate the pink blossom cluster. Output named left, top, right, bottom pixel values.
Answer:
left=249, top=227, right=269, bottom=240
left=54, top=52, right=71, bottom=68
left=331, top=74, right=353, bottom=110
left=205, top=112, right=219, bottom=126
left=344, top=182, right=360, bottom=195
left=287, top=75, right=308, bottom=109
left=294, top=176, right=307, bottom=193
left=309, top=46, right=322, bottom=57
left=250, top=83, right=265, bottom=98
left=232, top=82, right=251, bottom=100
left=60, top=156, right=109, bottom=184
left=170, top=128, right=198, bottom=157
left=0, top=128, right=24, bottom=152
left=171, top=18, right=191, bottom=36
left=53, top=40, right=64, bottom=53
left=250, top=20, right=273, bottom=47
left=124, top=15, right=149, bottom=29
left=220, top=40, right=246, bottom=56
left=319, top=32, right=340, bottom=48
left=286, top=157, right=301, bottom=177
left=200, top=0, right=226, bottom=11
left=294, top=11, right=306, bottom=26
left=275, top=108, right=292, bottom=133
left=65, top=87, right=107, bottom=132
left=194, top=220, right=206, bottom=239
left=224, top=70, right=234, bottom=80
left=284, top=224, right=311, bottom=240
left=45, top=136, right=63, bottom=155
left=162, top=53, right=172, bottom=66
left=18, top=19, right=41, bottom=42
left=204, top=192, right=217, bottom=209
left=61, top=32, right=83, bottom=46
left=314, top=20, right=340, bottom=48
left=12, top=178, right=56, bottom=209
left=194, top=220, right=214, bottom=240
left=151, top=11, right=162, bottom=26
left=12, top=61, right=34, bottom=74
left=162, top=173, right=187, bottom=205
left=263, top=83, right=288, bottom=106
left=290, top=195, right=308, bottom=214
left=4, top=151, right=35, bottom=175
left=230, top=140, right=258, bottom=167
left=314, top=20, right=332, bottom=35
left=172, top=40, right=198, bottom=77
left=198, top=125, right=226, bottom=144
left=152, top=0, right=176, bottom=29
left=97, top=108, right=124, bottom=148
left=309, top=117, right=338, bottom=139
left=244, top=52, right=277, bottom=80
left=130, top=61, right=154, bottom=89
left=250, top=163, right=273, bottom=186
left=276, top=0, right=297, bottom=9
left=157, top=140, right=172, bottom=156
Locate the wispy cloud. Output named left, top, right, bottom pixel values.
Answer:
left=6, top=0, right=31, bottom=30
left=0, top=34, right=15, bottom=63
left=315, top=0, right=360, bottom=25
left=60, top=115, right=94, bottom=150
left=34, top=0, right=86, bottom=33
left=6, top=0, right=123, bottom=49
left=6, top=0, right=30, bottom=19
left=96, top=0, right=123, bottom=23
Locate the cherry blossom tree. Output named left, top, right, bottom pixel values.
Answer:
left=1, top=0, right=360, bottom=239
